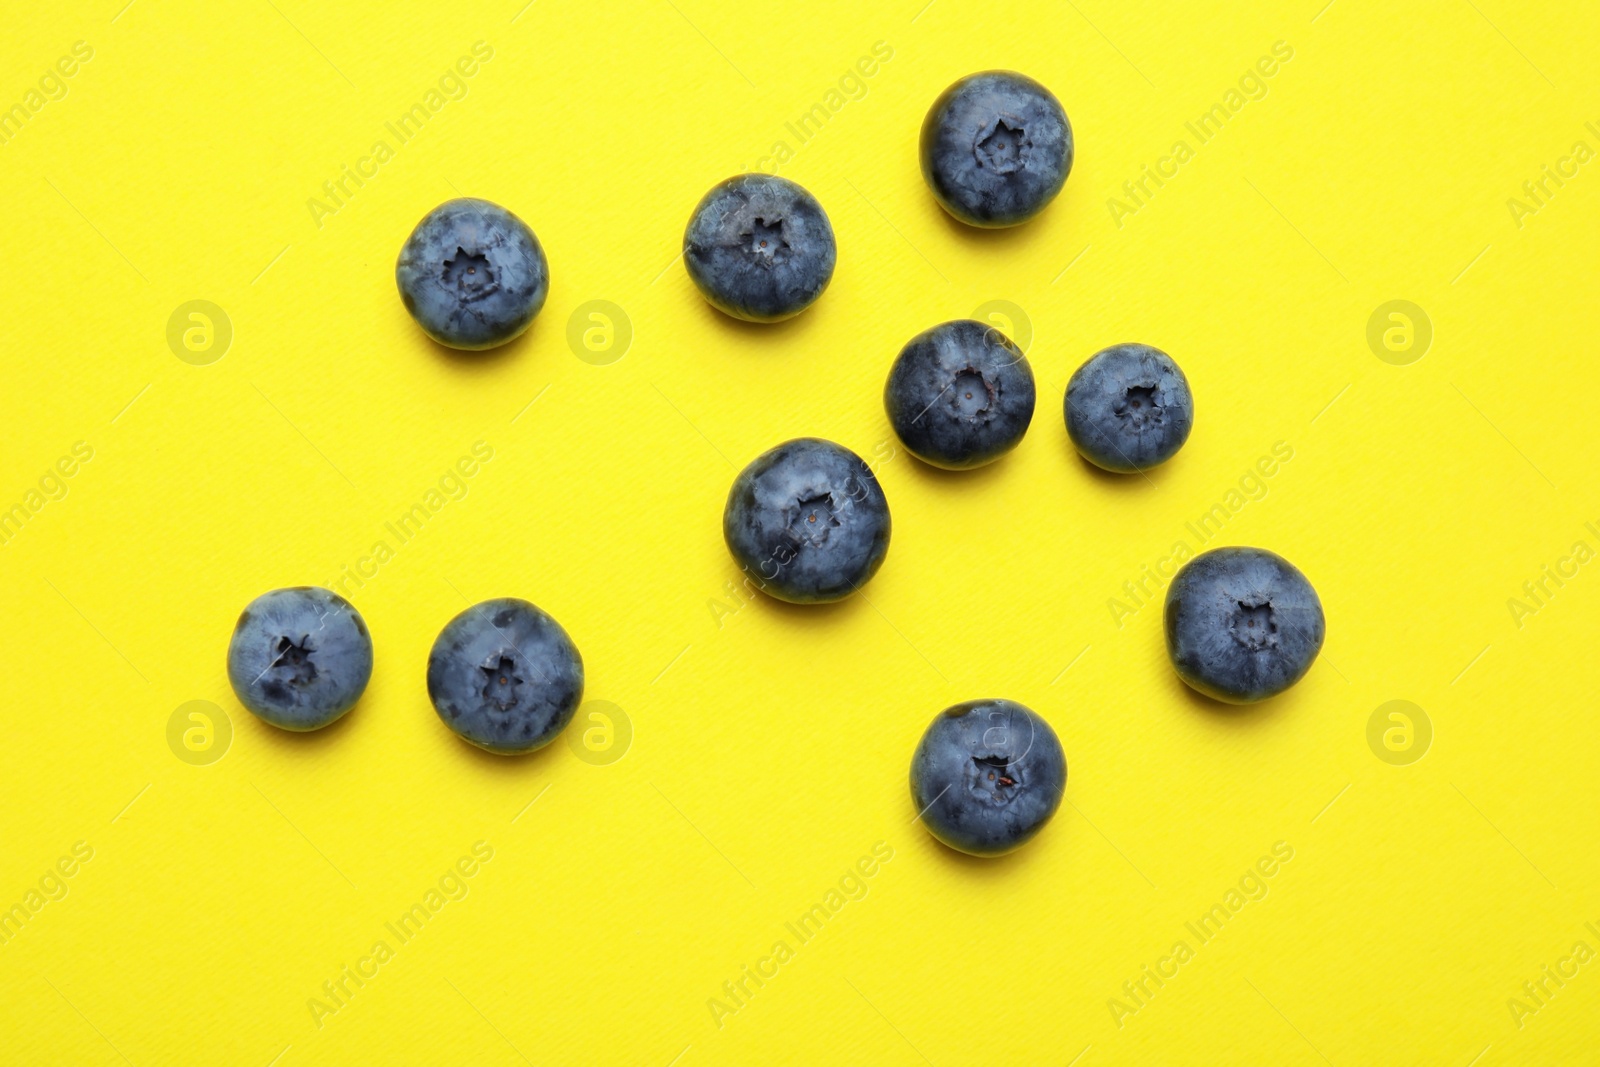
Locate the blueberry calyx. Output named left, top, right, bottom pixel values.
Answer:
left=946, top=367, right=996, bottom=420
left=975, top=115, right=1030, bottom=173
left=269, top=635, right=318, bottom=686
left=1229, top=600, right=1279, bottom=651
left=743, top=217, right=788, bottom=264
left=787, top=493, right=840, bottom=546
left=480, top=653, right=525, bottom=710
left=1115, top=384, right=1162, bottom=428
left=442, top=247, right=498, bottom=301
left=973, top=755, right=1019, bottom=792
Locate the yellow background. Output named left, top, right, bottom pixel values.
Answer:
left=3, top=0, right=1598, bottom=1062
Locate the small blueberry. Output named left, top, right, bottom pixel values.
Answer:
left=427, top=598, right=585, bottom=754
left=683, top=174, right=837, bottom=322
left=1165, top=547, right=1325, bottom=703
left=921, top=71, right=1073, bottom=227
left=885, top=319, right=1036, bottom=469
left=227, top=587, right=373, bottom=731
left=723, top=438, right=891, bottom=603
left=910, top=699, right=1067, bottom=856
left=1065, top=343, right=1195, bottom=472
left=396, top=198, right=550, bottom=350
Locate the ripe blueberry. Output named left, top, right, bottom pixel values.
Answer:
left=910, top=699, right=1066, bottom=856
left=920, top=71, right=1072, bottom=227
left=723, top=438, right=891, bottom=604
left=227, top=587, right=373, bottom=731
left=1065, top=343, right=1195, bottom=472
left=396, top=198, right=550, bottom=350
left=884, top=319, right=1036, bottom=469
left=1165, top=547, right=1325, bottom=703
left=683, top=174, right=837, bottom=322
left=427, top=598, right=584, bottom=754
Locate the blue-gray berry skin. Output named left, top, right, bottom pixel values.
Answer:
left=1165, top=547, right=1325, bottom=704
left=396, top=198, right=549, bottom=350
left=723, top=438, right=891, bottom=604
left=427, top=598, right=584, bottom=755
left=920, top=71, right=1072, bottom=227
left=227, top=587, right=373, bottom=731
left=885, top=319, right=1036, bottom=469
left=683, top=174, right=836, bottom=322
left=1065, top=344, right=1195, bottom=473
left=910, top=699, right=1066, bottom=856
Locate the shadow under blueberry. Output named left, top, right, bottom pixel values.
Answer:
left=247, top=698, right=364, bottom=754
left=437, top=716, right=569, bottom=777
left=1169, top=670, right=1298, bottom=724
left=929, top=196, right=1064, bottom=249
left=696, top=296, right=826, bottom=347
left=754, top=587, right=870, bottom=627
left=420, top=314, right=542, bottom=369
left=1072, top=448, right=1183, bottom=492
left=899, top=445, right=1017, bottom=489
left=916, top=817, right=1059, bottom=879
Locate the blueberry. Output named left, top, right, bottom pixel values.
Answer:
left=920, top=71, right=1072, bottom=227
left=227, top=587, right=373, bottom=731
left=1164, top=547, right=1325, bottom=704
left=1065, top=344, right=1195, bottom=473
left=427, top=598, right=584, bottom=754
left=723, top=438, right=891, bottom=604
left=910, top=699, right=1066, bottom=856
left=683, top=174, right=837, bottom=322
left=884, top=319, right=1036, bottom=469
left=396, top=198, right=549, bottom=350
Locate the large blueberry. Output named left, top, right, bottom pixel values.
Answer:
left=723, top=438, right=890, bottom=603
left=1065, top=343, right=1195, bottom=472
left=396, top=198, right=549, bottom=350
left=1165, top=547, right=1325, bottom=704
left=227, top=587, right=373, bottom=731
left=910, top=699, right=1066, bottom=856
left=920, top=71, right=1072, bottom=227
left=683, top=174, right=836, bottom=322
left=427, top=598, right=584, bottom=754
left=885, top=319, right=1036, bottom=469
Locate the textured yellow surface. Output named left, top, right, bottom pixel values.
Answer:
left=3, top=1, right=1599, bottom=1063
